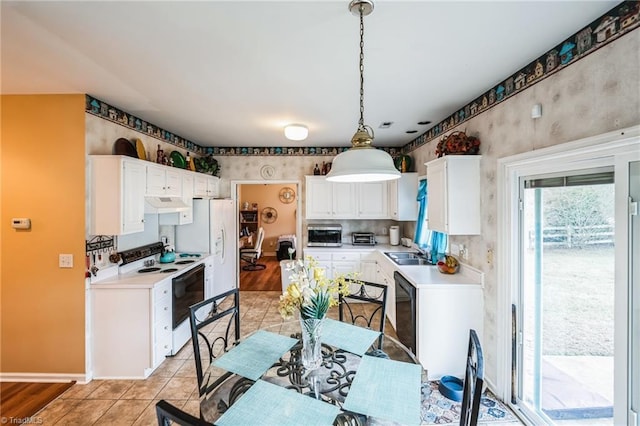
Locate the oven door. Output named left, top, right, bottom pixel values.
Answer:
left=172, top=264, right=205, bottom=329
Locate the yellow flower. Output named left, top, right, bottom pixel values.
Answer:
left=278, top=255, right=361, bottom=320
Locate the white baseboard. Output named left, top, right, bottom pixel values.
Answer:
left=0, top=372, right=91, bottom=384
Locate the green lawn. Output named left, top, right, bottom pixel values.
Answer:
left=541, top=246, right=615, bottom=356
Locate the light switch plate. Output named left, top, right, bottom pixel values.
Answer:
left=59, top=254, right=73, bottom=268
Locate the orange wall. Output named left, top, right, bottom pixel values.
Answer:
left=240, top=184, right=297, bottom=255
left=1, top=95, right=86, bottom=374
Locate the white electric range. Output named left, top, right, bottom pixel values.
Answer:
left=91, top=242, right=213, bottom=368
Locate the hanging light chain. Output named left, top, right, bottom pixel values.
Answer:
left=358, top=3, right=366, bottom=131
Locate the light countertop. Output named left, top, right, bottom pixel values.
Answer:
left=304, top=244, right=483, bottom=289
left=91, top=254, right=212, bottom=289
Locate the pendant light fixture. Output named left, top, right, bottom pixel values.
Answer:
left=326, top=0, right=400, bottom=183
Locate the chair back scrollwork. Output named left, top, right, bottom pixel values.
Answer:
left=189, top=288, right=241, bottom=397
left=339, top=279, right=387, bottom=350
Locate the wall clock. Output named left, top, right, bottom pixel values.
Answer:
left=260, top=165, right=275, bottom=179
left=279, top=187, right=296, bottom=204
left=261, top=207, right=278, bottom=224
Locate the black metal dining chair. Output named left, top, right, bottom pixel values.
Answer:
left=338, top=279, right=388, bottom=351
left=459, top=329, right=484, bottom=426
left=156, top=400, right=211, bottom=426
left=189, top=288, right=241, bottom=399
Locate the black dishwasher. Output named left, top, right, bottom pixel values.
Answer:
left=394, top=271, right=416, bottom=354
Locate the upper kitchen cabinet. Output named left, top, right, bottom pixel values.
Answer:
left=356, top=181, right=388, bottom=219
left=305, top=176, right=387, bottom=219
left=388, top=172, right=419, bottom=221
left=90, top=155, right=146, bottom=235
left=305, top=176, right=348, bottom=219
left=193, top=174, right=219, bottom=198
left=425, top=156, right=481, bottom=235
left=146, top=164, right=182, bottom=197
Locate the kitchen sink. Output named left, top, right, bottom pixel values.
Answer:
left=393, top=258, right=430, bottom=265
left=384, top=251, right=429, bottom=265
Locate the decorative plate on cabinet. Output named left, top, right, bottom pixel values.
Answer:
left=113, top=138, right=138, bottom=158
left=135, top=138, right=146, bottom=160
left=170, top=151, right=186, bottom=168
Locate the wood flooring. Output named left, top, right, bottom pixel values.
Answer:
left=0, top=381, right=74, bottom=420
left=239, top=255, right=283, bottom=291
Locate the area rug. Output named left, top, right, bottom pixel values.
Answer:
left=421, top=381, right=519, bottom=424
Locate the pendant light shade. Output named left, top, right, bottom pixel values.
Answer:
left=326, top=0, right=399, bottom=183
left=326, top=146, right=400, bottom=182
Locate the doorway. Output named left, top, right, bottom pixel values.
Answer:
left=518, top=169, right=615, bottom=423
left=496, top=128, right=639, bottom=426
left=234, top=181, right=301, bottom=292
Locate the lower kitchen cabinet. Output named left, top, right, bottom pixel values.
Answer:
left=304, top=248, right=396, bottom=326
left=416, top=284, right=483, bottom=380
left=91, top=279, right=172, bottom=379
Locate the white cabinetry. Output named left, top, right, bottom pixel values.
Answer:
left=416, top=284, right=483, bottom=380
left=356, top=181, right=388, bottom=219
left=194, top=174, right=219, bottom=198
left=305, top=176, right=388, bottom=219
left=305, top=176, right=345, bottom=219
left=375, top=265, right=396, bottom=329
left=331, top=252, right=360, bottom=278
left=146, top=164, right=182, bottom=197
left=425, top=156, right=481, bottom=235
left=90, top=155, right=146, bottom=235
left=92, top=279, right=172, bottom=378
left=304, top=248, right=397, bottom=327
left=388, top=173, right=419, bottom=221
left=332, top=183, right=357, bottom=218
left=159, top=172, right=194, bottom=225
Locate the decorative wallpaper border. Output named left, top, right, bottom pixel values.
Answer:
left=85, top=95, right=402, bottom=157
left=86, top=1, right=638, bottom=158
left=402, top=0, right=640, bottom=154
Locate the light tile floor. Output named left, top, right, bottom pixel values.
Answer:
left=36, top=291, right=374, bottom=425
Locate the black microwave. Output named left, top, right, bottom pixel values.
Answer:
left=307, top=225, right=342, bottom=247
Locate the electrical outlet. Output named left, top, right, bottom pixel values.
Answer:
left=59, top=254, right=73, bottom=268
left=459, top=245, right=468, bottom=260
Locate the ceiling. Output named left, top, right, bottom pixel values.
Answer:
left=1, top=1, right=620, bottom=148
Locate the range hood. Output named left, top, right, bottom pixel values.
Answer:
left=144, top=196, right=189, bottom=214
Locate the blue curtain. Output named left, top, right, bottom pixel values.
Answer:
left=414, top=179, right=430, bottom=249
left=414, top=179, right=448, bottom=263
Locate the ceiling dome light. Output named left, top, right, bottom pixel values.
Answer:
left=326, top=0, right=399, bottom=183
left=284, top=124, right=308, bottom=141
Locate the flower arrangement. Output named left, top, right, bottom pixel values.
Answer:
left=278, top=256, right=356, bottom=320
left=435, top=131, right=480, bottom=157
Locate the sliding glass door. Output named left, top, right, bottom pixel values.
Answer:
left=517, top=169, right=616, bottom=424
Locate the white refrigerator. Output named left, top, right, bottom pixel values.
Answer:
left=175, top=199, right=237, bottom=297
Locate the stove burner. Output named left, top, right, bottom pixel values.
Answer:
left=161, top=268, right=178, bottom=273
left=139, top=267, right=161, bottom=273
left=175, top=260, right=195, bottom=265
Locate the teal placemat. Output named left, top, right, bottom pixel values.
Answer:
left=343, top=355, right=422, bottom=425
left=321, top=318, right=381, bottom=356
left=216, top=380, right=341, bottom=426
left=213, top=330, right=297, bottom=381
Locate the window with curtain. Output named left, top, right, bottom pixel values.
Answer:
left=414, top=178, right=448, bottom=263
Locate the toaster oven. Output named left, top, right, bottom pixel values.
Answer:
left=307, top=225, right=342, bottom=247
left=352, top=232, right=376, bottom=246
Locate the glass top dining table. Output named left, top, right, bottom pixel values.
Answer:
left=198, top=319, right=426, bottom=426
